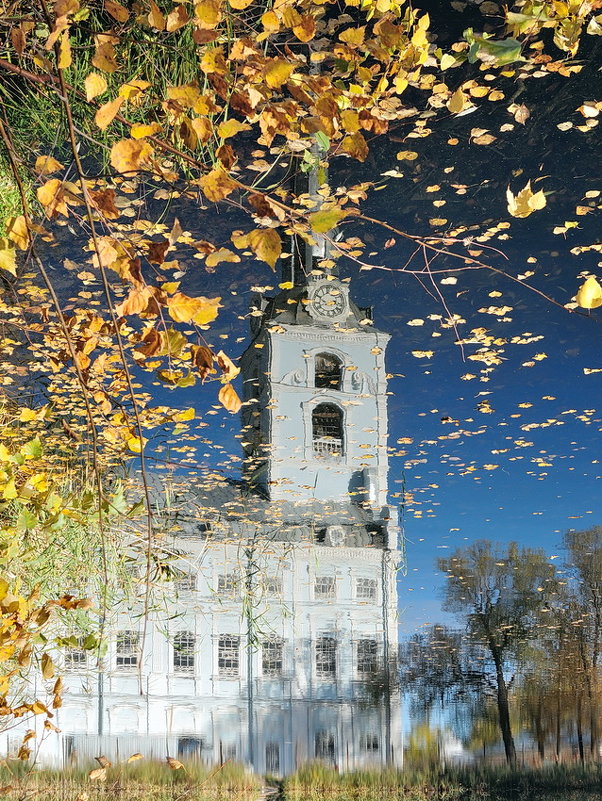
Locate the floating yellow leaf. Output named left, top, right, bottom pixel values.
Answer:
left=218, top=383, right=242, bottom=414
left=167, top=293, right=222, bottom=325
left=247, top=228, right=281, bottom=269
left=396, top=150, right=418, bottom=161
left=217, top=118, right=251, bottom=139
left=166, top=757, right=185, bottom=770
left=110, top=139, right=154, bottom=174
left=308, top=208, right=347, bottom=233
left=199, top=168, right=237, bottom=202
left=506, top=181, right=546, bottom=218
left=575, top=276, right=602, bottom=309
left=127, top=753, right=144, bottom=763
left=35, top=154, right=64, bottom=175
left=88, top=767, right=107, bottom=782
left=447, top=88, right=466, bottom=114
left=205, top=248, right=241, bottom=269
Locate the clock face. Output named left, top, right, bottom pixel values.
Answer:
left=311, top=284, right=347, bottom=319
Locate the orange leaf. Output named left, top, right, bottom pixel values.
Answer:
left=110, top=139, right=155, bottom=174
left=218, top=383, right=242, bottom=414
left=148, top=0, right=166, bottom=30
left=104, top=0, right=129, bottom=22
left=199, top=167, right=237, bottom=202
left=95, top=97, right=124, bottom=131
left=190, top=117, right=213, bottom=143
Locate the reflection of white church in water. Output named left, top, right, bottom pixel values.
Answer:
left=39, top=254, right=405, bottom=771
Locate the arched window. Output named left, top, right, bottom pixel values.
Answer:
left=315, top=353, right=342, bottom=390
left=312, top=403, right=344, bottom=458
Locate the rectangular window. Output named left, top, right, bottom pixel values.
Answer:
left=65, top=641, right=87, bottom=671
left=178, top=737, right=203, bottom=760
left=175, top=572, right=196, bottom=593
left=217, top=573, right=238, bottom=597
left=262, top=638, right=283, bottom=677
left=356, top=639, right=378, bottom=676
left=116, top=631, right=139, bottom=670
left=173, top=631, right=195, bottom=674
left=265, top=743, right=280, bottom=774
left=218, top=635, right=240, bottom=677
left=314, top=576, right=336, bottom=600
left=359, top=733, right=379, bottom=753
left=356, top=577, right=377, bottom=601
left=315, top=731, right=336, bottom=763
left=315, top=636, right=337, bottom=678
left=265, top=576, right=282, bottom=597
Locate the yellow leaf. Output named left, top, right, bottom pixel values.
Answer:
left=173, top=408, right=195, bottom=422
left=339, top=26, right=365, bottom=47
left=58, top=31, right=72, bottom=69
left=167, top=292, right=222, bottom=325
left=19, top=408, right=37, bottom=422
left=190, top=117, right=213, bottom=144
left=308, top=208, right=347, bottom=233
left=293, top=15, right=316, bottom=42
left=2, top=478, right=17, bottom=500
left=119, top=79, right=151, bottom=101
left=35, top=154, right=64, bottom=174
left=263, top=58, right=294, bottom=89
left=261, top=10, right=280, bottom=31
left=447, top=88, right=466, bottom=114
left=166, top=4, right=189, bottom=31
left=88, top=767, right=107, bottom=781
left=247, top=229, right=281, bottom=269
left=92, top=35, right=119, bottom=72
left=126, top=435, right=146, bottom=453
left=6, top=216, right=30, bottom=250
left=127, top=753, right=144, bottom=763
left=0, top=239, right=17, bottom=276
left=218, top=383, right=242, bottom=414
left=396, top=150, right=418, bottom=161
left=341, top=132, right=368, bottom=162
left=41, top=653, right=55, bottom=680
left=195, top=0, right=221, bottom=27
left=148, top=0, right=166, bottom=30
left=576, top=276, right=602, bottom=309
left=506, top=181, right=547, bottom=218
left=205, top=248, right=241, bottom=268
left=130, top=122, right=162, bottom=139
left=110, top=139, right=155, bottom=174
left=440, top=53, right=456, bottom=70
left=199, top=167, right=237, bottom=202
left=217, top=118, right=251, bottom=139
left=166, top=757, right=185, bottom=770
left=94, top=97, right=124, bottom=131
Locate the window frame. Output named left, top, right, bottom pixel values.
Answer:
left=314, top=352, right=343, bottom=391
left=311, top=402, right=344, bottom=459
left=315, top=635, right=337, bottom=679
left=115, top=630, right=139, bottom=671
left=217, top=634, right=240, bottom=678
left=173, top=631, right=196, bottom=675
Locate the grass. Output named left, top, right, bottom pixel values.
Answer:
left=1, top=761, right=601, bottom=800
left=0, top=759, right=262, bottom=801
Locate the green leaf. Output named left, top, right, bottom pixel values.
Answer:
left=21, top=438, right=42, bottom=460
left=314, top=131, right=330, bottom=152
left=308, top=208, right=347, bottom=233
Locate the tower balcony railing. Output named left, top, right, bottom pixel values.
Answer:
left=313, top=437, right=343, bottom=459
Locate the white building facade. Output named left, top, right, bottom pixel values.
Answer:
left=10, top=268, right=404, bottom=773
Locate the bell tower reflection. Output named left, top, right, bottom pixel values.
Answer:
left=54, top=173, right=404, bottom=773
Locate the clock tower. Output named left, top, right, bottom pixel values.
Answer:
left=240, top=220, right=397, bottom=546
